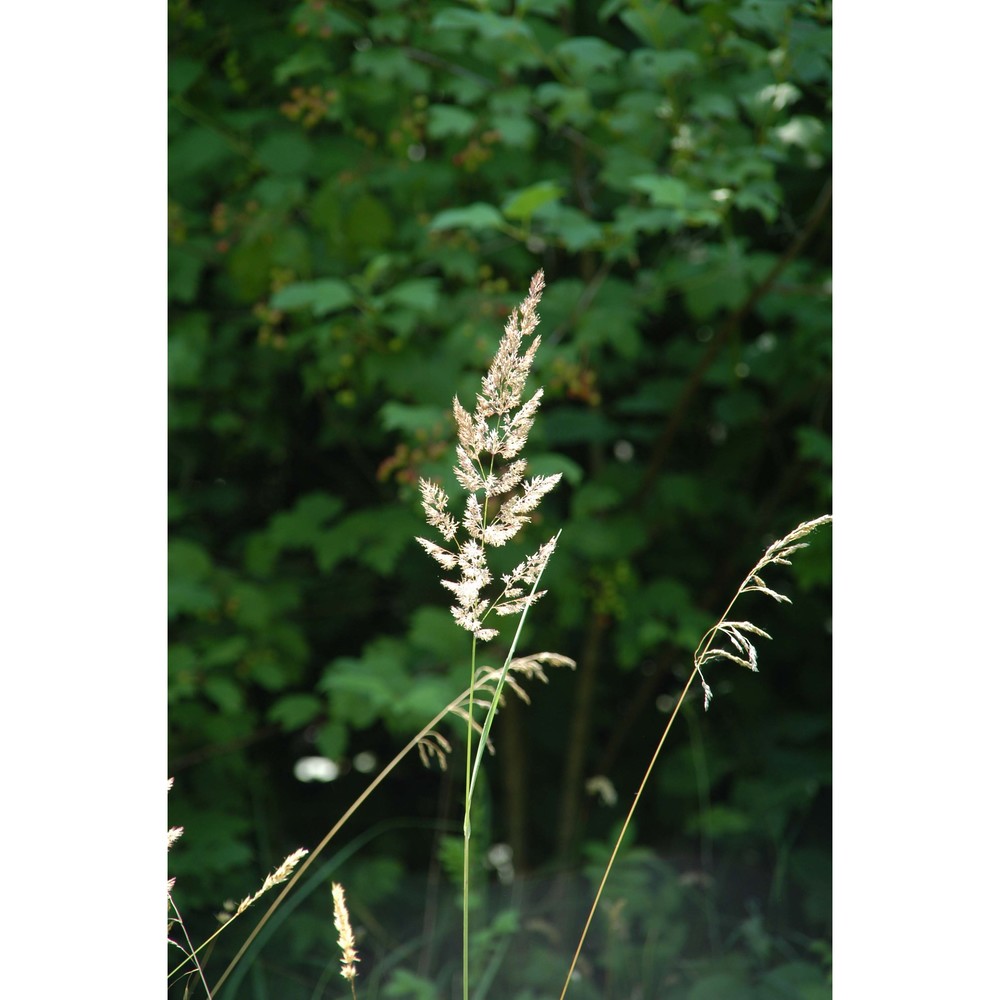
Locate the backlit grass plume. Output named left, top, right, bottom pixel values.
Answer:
left=332, top=882, right=359, bottom=998
left=417, top=269, right=561, bottom=644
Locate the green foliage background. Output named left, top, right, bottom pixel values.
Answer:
left=168, top=0, right=831, bottom=996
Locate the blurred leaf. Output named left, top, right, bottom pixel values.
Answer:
left=554, top=36, right=623, bottom=77
left=530, top=451, right=585, bottom=487
left=502, top=181, right=566, bottom=222
left=759, top=961, right=831, bottom=1000
left=631, top=174, right=689, bottom=208
left=380, top=402, right=447, bottom=433
left=274, top=47, right=331, bottom=84
left=256, top=131, right=313, bottom=174
left=381, top=277, right=441, bottom=313
left=427, top=104, right=479, bottom=138
left=629, top=48, right=699, bottom=81
left=384, top=969, right=440, bottom=1000
left=269, top=492, right=346, bottom=548
left=429, top=202, right=505, bottom=232
left=272, top=279, right=354, bottom=316
left=268, top=694, right=324, bottom=730
left=203, top=676, right=245, bottom=714
left=687, top=972, right=752, bottom=1000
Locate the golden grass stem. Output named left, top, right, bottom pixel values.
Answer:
left=559, top=515, right=830, bottom=998
left=557, top=666, right=699, bottom=1000
left=208, top=683, right=484, bottom=997
left=168, top=892, right=214, bottom=999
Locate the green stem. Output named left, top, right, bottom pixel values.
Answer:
left=468, top=531, right=559, bottom=802
left=463, top=633, right=477, bottom=1000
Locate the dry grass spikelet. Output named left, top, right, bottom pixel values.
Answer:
left=332, top=882, right=360, bottom=985
left=417, top=730, right=452, bottom=770
left=695, top=514, right=832, bottom=709
left=234, top=848, right=309, bottom=916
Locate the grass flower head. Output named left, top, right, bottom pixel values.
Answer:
left=417, top=270, right=561, bottom=641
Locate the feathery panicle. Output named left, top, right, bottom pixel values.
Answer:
left=416, top=271, right=561, bottom=642
left=476, top=653, right=574, bottom=705
left=448, top=653, right=575, bottom=756
left=167, top=780, right=182, bottom=899
left=235, top=848, right=309, bottom=916
left=695, top=515, right=831, bottom=709
left=418, top=730, right=453, bottom=770
left=332, top=883, right=360, bottom=984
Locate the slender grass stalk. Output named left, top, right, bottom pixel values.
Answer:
left=416, top=270, right=563, bottom=1000
left=203, top=677, right=498, bottom=996
left=468, top=531, right=560, bottom=803
left=558, top=514, right=831, bottom=1000
left=168, top=849, right=308, bottom=987
left=168, top=891, right=213, bottom=1000
left=173, top=654, right=570, bottom=998
left=174, top=272, right=565, bottom=999
left=462, top=634, right=477, bottom=1000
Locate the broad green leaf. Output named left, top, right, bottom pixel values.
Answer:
left=554, top=36, right=623, bottom=77
left=429, top=203, right=505, bottom=232
left=314, top=720, right=347, bottom=759
left=345, top=194, right=393, bottom=249
left=169, top=538, right=213, bottom=581
left=384, top=969, right=440, bottom=1000
left=380, top=402, right=447, bottom=433
left=256, top=131, right=313, bottom=175
left=251, top=176, right=306, bottom=209
left=369, top=12, right=409, bottom=41
left=168, top=312, right=209, bottom=387
left=169, top=126, right=235, bottom=182
left=686, top=805, right=753, bottom=837
left=168, top=57, right=202, bottom=95
left=629, top=47, right=699, bottom=81
left=687, top=973, right=752, bottom=1000
left=732, top=0, right=794, bottom=36
left=268, top=492, right=346, bottom=548
left=631, top=174, right=689, bottom=207
left=489, top=113, right=537, bottom=148
left=535, top=203, right=603, bottom=251
left=381, top=277, right=441, bottom=313
left=759, top=961, right=831, bottom=999
left=426, top=104, right=478, bottom=139
left=502, top=181, right=565, bottom=221
left=530, top=451, right=585, bottom=487
left=168, top=246, right=204, bottom=304
left=733, top=179, right=782, bottom=222
left=202, top=636, right=249, bottom=669
left=268, top=694, right=324, bottom=730
left=273, top=47, right=332, bottom=84
left=203, top=676, right=245, bottom=714
left=431, top=7, right=534, bottom=41
left=620, top=2, right=694, bottom=47
left=271, top=279, right=354, bottom=316
left=352, top=48, right=431, bottom=90
left=534, top=82, right=593, bottom=126
left=315, top=508, right=416, bottom=575
left=515, top=0, right=567, bottom=17
left=407, top=606, right=469, bottom=663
